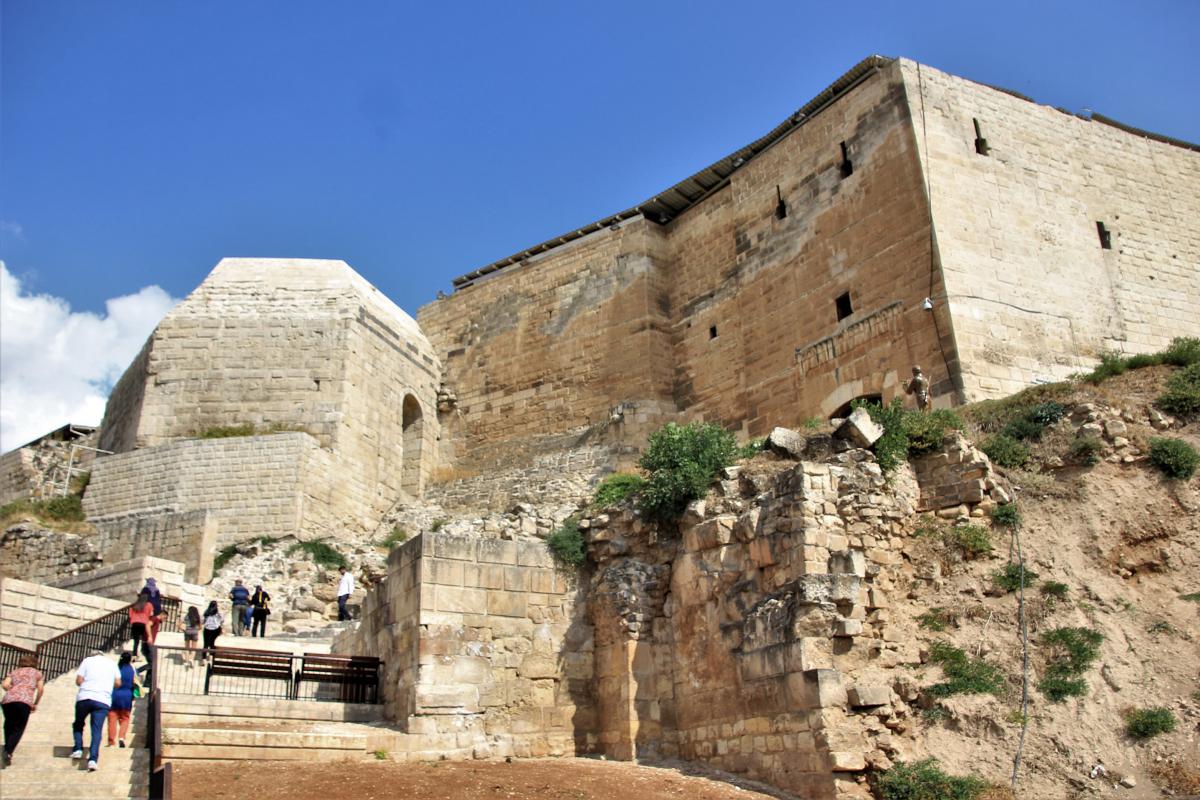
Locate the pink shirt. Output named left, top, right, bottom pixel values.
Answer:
left=2, top=667, right=43, bottom=706
left=129, top=605, right=154, bottom=625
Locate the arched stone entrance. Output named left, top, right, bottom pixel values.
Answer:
left=401, top=394, right=423, bottom=496
left=828, top=393, right=882, bottom=421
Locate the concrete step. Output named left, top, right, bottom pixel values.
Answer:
left=161, top=694, right=382, bottom=723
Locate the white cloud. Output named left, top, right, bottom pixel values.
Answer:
left=0, top=262, right=179, bottom=452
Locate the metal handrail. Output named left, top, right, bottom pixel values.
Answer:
left=148, top=647, right=171, bottom=799
left=0, top=642, right=37, bottom=678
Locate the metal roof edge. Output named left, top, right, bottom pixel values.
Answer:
left=450, top=55, right=895, bottom=290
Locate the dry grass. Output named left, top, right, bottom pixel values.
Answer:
left=1150, top=761, right=1200, bottom=794
left=977, top=786, right=1016, bottom=800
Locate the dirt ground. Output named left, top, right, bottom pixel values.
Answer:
left=172, top=758, right=791, bottom=800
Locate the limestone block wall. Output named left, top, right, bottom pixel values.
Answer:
left=97, top=258, right=441, bottom=533
left=90, top=510, right=217, bottom=583
left=0, top=577, right=127, bottom=649
left=584, top=453, right=921, bottom=799
left=0, top=525, right=105, bottom=584
left=417, top=219, right=678, bottom=475
left=0, top=511, right=215, bottom=586
left=335, top=531, right=594, bottom=759
left=899, top=59, right=1200, bottom=399
left=84, top=433, right=331, bottom=546
left=665, top=60, right=954, bottom=429
left=0, top=448, right=37, bottom=506
left=52, top=556, right=206, bottom=612
left=0, top=430, right=100, bottom=505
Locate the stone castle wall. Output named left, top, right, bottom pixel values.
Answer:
left=83, top=433, right=331, bottom=546
left=0, top=509, right=215, bottom=586
left=0, top=576, right=127, bottom=650
left=899, top=59, right=1200, bottom=399
left=96, top=258, right=442, bottom=536
left=335, top=531, right=593, bottom=759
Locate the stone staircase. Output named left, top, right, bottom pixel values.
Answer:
left=0, top=659, right=148, bottom=800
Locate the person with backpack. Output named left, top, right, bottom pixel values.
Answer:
left=127, top=594, right=154, bottom=663
left=201, top=601, right=223, bottom=654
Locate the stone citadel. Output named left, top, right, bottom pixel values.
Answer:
left=1, top=55, right=1198, bottom=799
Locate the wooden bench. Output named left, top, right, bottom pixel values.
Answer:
left=294, top=653, right=381, bottom=704
left=203, top=647, right=296, bottom=698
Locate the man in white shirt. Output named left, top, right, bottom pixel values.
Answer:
left=71, top=649, right=121, bottom=771
left=336, top=567, right=355, bottom=621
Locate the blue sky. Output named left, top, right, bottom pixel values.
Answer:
left=0, top=0, right=1197, bottom=448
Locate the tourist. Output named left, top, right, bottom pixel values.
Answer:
left=336, top=566, right=354, bottom=621
left=201, top=601, right=224, bottom=653
left=250, top=584, right=271, bottom=637
left=72, top=649, right=120, bottom=772
left=229, top=580, right=251, bottom=636
left=128, top=593, right=154, bottom=663
left=106, top=652, right=136, bottom=748
left=182, top=606, right=202, bottom=663
left=141, top=578, right=164, bottom=643
left=1, top=654, right=45, bottom=768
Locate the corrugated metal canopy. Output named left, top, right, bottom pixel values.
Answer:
left=451, top=55, right=894, bottom=289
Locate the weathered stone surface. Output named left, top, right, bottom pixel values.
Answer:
left=834, top=408, right=883, bottom=448
left=847, top=685, right=890, bottom=707
left=767, top=427, right=806, bottom=459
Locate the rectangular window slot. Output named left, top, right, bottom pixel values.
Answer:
left=839, top=142, right=853, bottom=178
left=774, top=185, right=787, bottom=220
left=835, top=292, right=853, bottom=321
left=709, top=325, right=718, bottom=340
left=973, top=118, right=990, bottom=156
left=1096, top=221, right=1112, bottom=250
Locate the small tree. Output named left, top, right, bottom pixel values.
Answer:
left=638, top=422, right=737, bottom=523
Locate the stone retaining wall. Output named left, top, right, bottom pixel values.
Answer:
left=0, top=577, right=126, bottom=649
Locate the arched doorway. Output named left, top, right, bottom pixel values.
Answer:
left=401, top=394, right=423, bottom=496
left=828, top=393, right=881, bottom=421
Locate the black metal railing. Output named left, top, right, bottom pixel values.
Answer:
left=0, top=595, right=184, bottom=682
left=0, top=642, right=37, bottom=678
left=153, top=644, right=381, bottom=704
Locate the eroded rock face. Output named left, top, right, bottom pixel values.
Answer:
left=581, top=448, right=922, bottom=798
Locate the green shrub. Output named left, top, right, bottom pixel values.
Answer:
left=288, top=540, right=348, bottom=570
left=1068, top=436, right=1104, bottom=466
left=1038, top=626, right=1103, bottom=702
left=803, top=416, right=823, bottom=430
left=906, top=408, right=965, bottom=455
left=927, top=641, right=1005, bottom=697
left=854, top=399, right=963, bottom=474
left=1156, top=362, right=1200, bottom=419
left=961, top=382, right=1074, bottom=434
left=993, top=563, right=1038, bottom=593
left=877, top=759, right=990, bottom=800
left=1148, top=437, right=1199, bottom=479
left=379, top=526, right=408, bottom=549
left=547, top=518, right=586, bottom=568
left=990, top=503, right=1020, bottom=527
left=1083, top=351, right=1130, bottom=384
left=213, top=544, right=239, bottom=572
left=195, top=423, right=257, bottom=439
left=943, top=524, right=993, bottom=559
left=429, top=518, right=448, bottom=532
left=1000, top=401, right=1068, bottom=442
left=1161, top=336, right=1200, bottom=367
left=1125, top=707, right=1177, bottom=740
left=980, top=434, right=1030, bottom=468
left=592, top=473, right=648, bottom=509
left=637, top=422, right=738, bottom=523
left=0, top=494, right=87, bottom=524
left=1040, top=581, right=1069, bottom=600
left=1180, top=592, right=1200, bottom=602
left=737, top=437, right=767, bottom=459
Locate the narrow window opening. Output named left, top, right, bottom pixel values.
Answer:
left=1096, top=221, right=1112, bottom=250
left=973, top=118, right=990, bottom=156
left=835, top=292, right=853, bottom=321
left=839, top=141, right=853, bottom=178
left=709, top=325, right=718, bottom=340
left=774, top=185, right=787, bottom=220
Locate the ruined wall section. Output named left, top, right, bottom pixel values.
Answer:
left=335, top=531, right=594, bottom=760
left=665, top=62, right=956, bottom=430
left=417, top=220, right=677, bottom=475
left=899, top=59, right=1200, bottom=399
left=83, top=433, right=331, bottom=546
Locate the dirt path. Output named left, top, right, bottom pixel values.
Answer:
left=172, top=758, right=793, bottom=800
